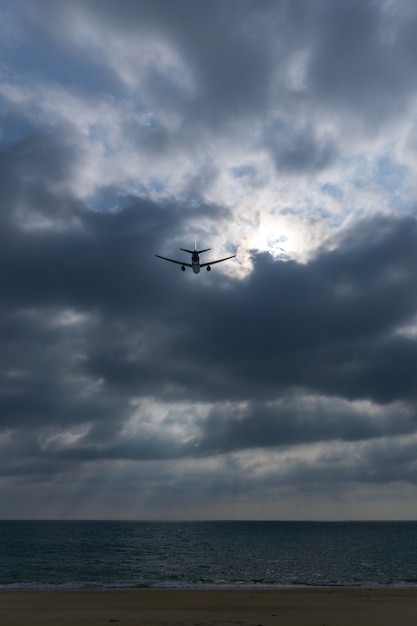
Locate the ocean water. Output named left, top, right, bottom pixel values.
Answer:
left=1, top=521, right=417, bottom=589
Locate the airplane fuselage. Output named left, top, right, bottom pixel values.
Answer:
left=192, top=251, right=200, bottom=273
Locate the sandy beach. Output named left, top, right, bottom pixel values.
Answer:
left=1, top=588, right=416, bottom=626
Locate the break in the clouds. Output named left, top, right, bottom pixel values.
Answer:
left=2, top=0, right=417, bottom=519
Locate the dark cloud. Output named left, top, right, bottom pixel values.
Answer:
left=2, top=188, right=417, bottom=440
left=307, top=0, right=417, bottom=123
left=3, top=0, right=417, bottom=518
left=18, top=0, right=417, bottom=133
left=265, top=122, right=337, bottom=173
left=196, top=398, right=416, bottom=455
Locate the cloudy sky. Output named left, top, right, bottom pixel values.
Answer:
left=2, top=0, right=417, bottom=520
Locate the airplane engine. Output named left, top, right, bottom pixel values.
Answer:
left=206, top=265, right=211, bottom=271
left=181, top=265, right=186, bottom=271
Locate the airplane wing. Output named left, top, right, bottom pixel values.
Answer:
left=200, top=254, right=236, bottom=267
left=155, top=254, right=192, bottom=267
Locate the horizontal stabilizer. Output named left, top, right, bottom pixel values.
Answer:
left=180, top=248, right=211, bottom=254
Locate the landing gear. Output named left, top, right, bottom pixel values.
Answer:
left=206, top=265, right=211, bottom=271
left=181, top=265, right=186, bottom=271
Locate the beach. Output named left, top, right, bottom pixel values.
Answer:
left=1, top=588, right=417, bottom=626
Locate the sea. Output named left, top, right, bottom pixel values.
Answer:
left=1, top=521, right=417, bottom=590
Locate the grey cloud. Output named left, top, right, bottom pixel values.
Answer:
left=265, top=122, right=337, bottom=173
left=195, top=399, right=416, bottom=455
left=12, top=0, right=417, bottom=182
left=303, top=1, right=417, bottom=129
left=4, top=0, right=417, bottom=517
left=18, top=0, right=274, bottom=122
left=15, top=1, right=417, bottom=124
left=89, top=0, right=274, bottom=118
left=278, top=436, right=417, bottom=489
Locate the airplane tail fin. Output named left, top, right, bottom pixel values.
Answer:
left=194, top=236, right=210, bottom=254
left=180, top=236, right=198, bottom=255
left=180, top=237, right=210, bottom=255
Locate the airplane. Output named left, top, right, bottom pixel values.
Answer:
left=155, top=242, right=236, bottom=274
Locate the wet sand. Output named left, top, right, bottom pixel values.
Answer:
left=1, top=588, right=417, bottom=625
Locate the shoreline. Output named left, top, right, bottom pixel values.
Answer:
left=1, top=587, right=417, bottom=625
left=2, top=584, right=417, bottom=589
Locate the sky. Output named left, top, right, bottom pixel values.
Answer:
left=2, top=0, right=417, bottom=520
